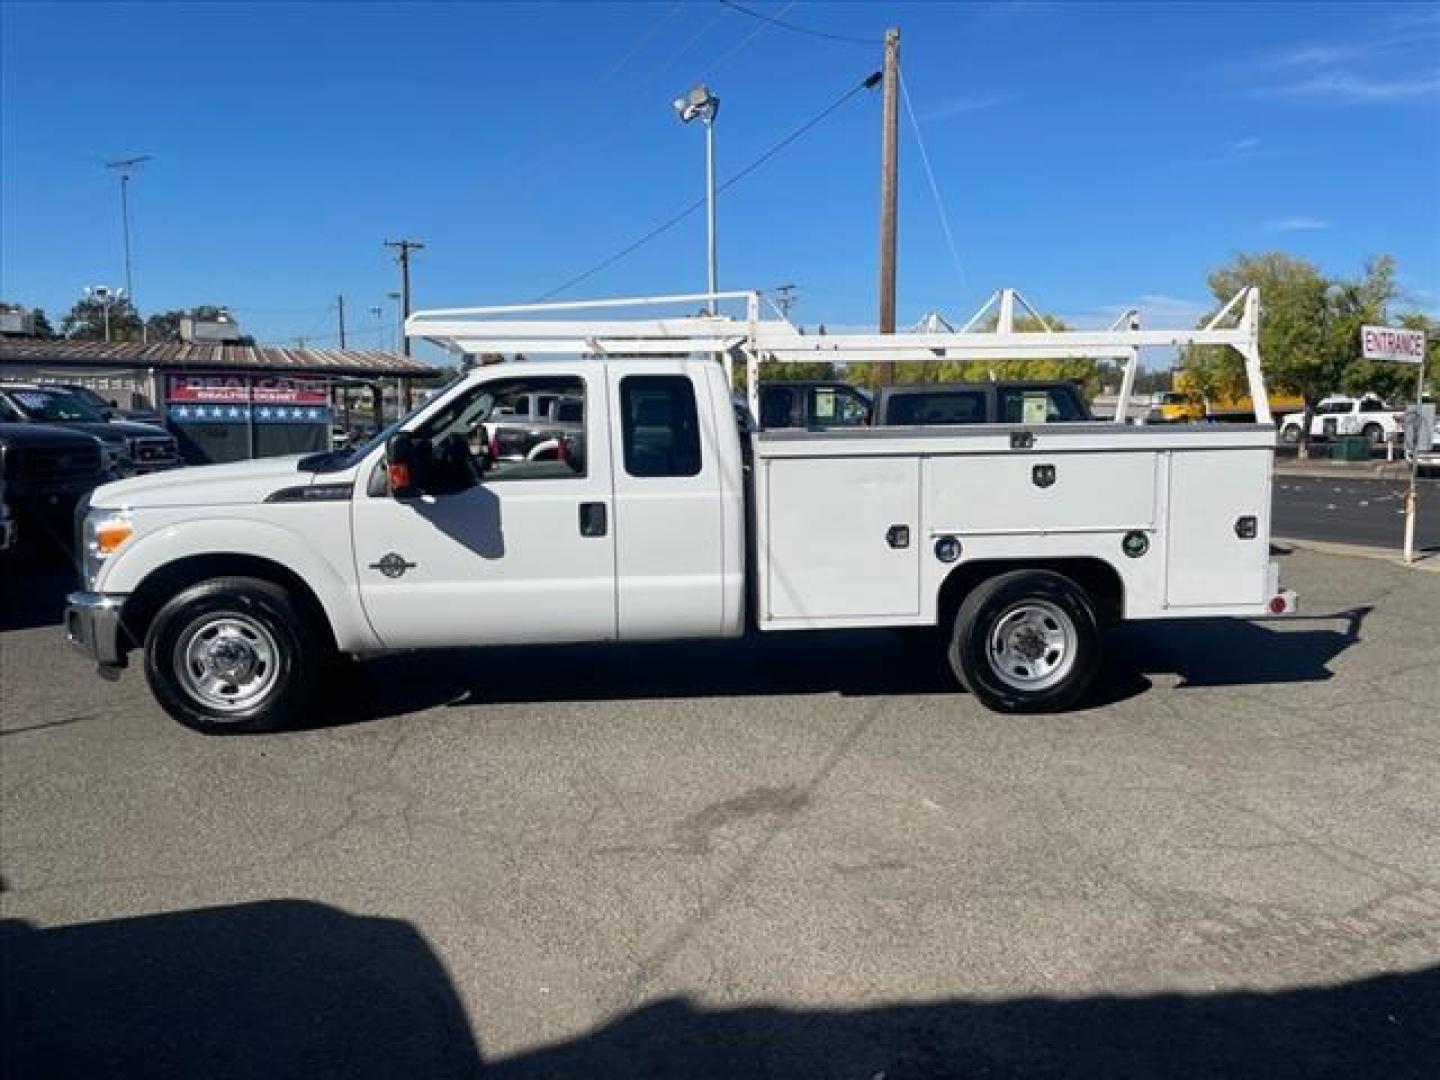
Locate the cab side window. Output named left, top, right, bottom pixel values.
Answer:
left=416, top=375, right=586, bottom=482
left=621, top=375, right=702, bottom=477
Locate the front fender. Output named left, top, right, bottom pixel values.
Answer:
left=99, top=511, right=381, bottom=653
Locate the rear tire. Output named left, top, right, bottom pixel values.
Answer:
left=1280, top=424, right=1302, bottom=444
left=1361, top=423, right=1384, bottom=446
left=947, top=570, right=1100, bottom=713
left=143, top=576, right=324, bottom=734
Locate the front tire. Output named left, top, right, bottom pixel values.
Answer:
left=143, top=577, right=322, bottom=734
left=947, top=570, right=1100, bottom=713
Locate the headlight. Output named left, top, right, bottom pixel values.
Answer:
left=82, top=509, right=133, bottom=588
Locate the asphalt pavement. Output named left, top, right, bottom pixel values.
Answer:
left=1273, top=474, right=1440, bottom=552
left=3, top=547, right=1438, bottom=1078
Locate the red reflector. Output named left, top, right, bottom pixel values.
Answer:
left=1269, top=596, right=1287, bottom=614
left=389, top=462, right=411, bottom=490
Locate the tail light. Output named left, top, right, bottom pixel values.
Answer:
left=489, top=430, right=500, bottom=461
left=388, top=461, right=412, bottom=491
left=556, top=436, right=569, bottom=464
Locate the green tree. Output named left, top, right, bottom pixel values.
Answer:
left=31, top=307, right=55, bottom=339
left=60, top=293, right=144, bottom=342
left=1182, top=253, right=1401, bottom=456
left=846, top=314, right=1102, bottom=394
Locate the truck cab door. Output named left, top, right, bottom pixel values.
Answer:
left=607, top=365, right=728, bottom=640
left=351, top=370, right=616, bottom=648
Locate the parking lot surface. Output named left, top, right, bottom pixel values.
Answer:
left=3, top=548, right=1438, bottom=1078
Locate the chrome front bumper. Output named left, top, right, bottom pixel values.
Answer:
left=65, top=591, right=129, bottom=668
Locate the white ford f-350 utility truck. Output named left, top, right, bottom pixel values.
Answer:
left=66, top=287, right=1294, bottom=733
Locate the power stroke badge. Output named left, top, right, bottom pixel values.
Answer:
left=369, top=553, right=417, bottom=579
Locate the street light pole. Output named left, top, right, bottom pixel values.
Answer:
left=704, top=114, right=717, bottom=314
left=672, top=84, right=720, bottom=315
left=106, top=156, right=150, bottom=340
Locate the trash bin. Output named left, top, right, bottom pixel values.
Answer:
left=1331, top=435, right=1371, bottom=462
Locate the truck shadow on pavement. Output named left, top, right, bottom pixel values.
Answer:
left=320, top=607, right=1369, bottom=728
left=3, top=899, right=1435, bottom=1079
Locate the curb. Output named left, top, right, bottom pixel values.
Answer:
left=1272, top=536, right=1440, bottom=572
left=1274, top=464, right=1413, bottom=482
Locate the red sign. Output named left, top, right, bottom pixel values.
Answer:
left=168, top=374, right=329, bottom=404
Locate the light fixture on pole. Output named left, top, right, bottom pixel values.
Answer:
left=106, top=156, right=151, bottom=340
left=86, top=284, right=124, bottom=343
left=671, top=83, right=720, bottom=315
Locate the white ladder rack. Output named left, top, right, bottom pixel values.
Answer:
left=407, top=286, right=1268, bottom=426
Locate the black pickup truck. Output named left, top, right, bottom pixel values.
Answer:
left=0, top=423, right=111, bottom=551
left=872, top=381, right=1093, bottom=426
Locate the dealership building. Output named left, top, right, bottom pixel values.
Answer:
left=0, top=337, right=441, bottom=463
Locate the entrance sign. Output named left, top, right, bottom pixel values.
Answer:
left=1361, top=325, right=1426, bottom=364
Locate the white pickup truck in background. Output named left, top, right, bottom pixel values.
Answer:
left=1278, top=394, right=1406, bottom=445
left=66, top=288, right=1294, bottom=733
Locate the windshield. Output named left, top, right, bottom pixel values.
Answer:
left=300, top=372, right=463, bottom=473
left=4, top=388, right=107, bottom=423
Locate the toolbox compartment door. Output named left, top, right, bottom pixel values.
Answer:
left=765, top=456, right=921, bottom=620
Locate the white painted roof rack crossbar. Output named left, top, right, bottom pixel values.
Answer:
left=408, top=286, right=1270, bottom=425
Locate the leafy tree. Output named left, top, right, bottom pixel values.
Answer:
left=60, top=293, right=143, bottom=342
left=846, top=314, right=1102, bottom=394
left=31, top=308, right=55, bottom=338
left=1181, top=253, right=1402, bottom=456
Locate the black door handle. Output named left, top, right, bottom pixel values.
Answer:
left=579, top=502, right=607, bottom=537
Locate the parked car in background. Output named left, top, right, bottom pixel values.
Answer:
left=47, top=382, right=165, bottom=426
left=0, top=422, right=111, bottom=551
left=0, top=383, right=180, bottom=475
left=482, top=390, right=584, bottom=463
left=1278, top=395, right=1405, bottom=445
left=872, top=381, right=1093, bottom=427
left=751, top=381, right=872, bottom=429
left=0, top=480, right=16, bottom=553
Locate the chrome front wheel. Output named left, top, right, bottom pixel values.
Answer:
left=174, top=613, right=282, bottom=713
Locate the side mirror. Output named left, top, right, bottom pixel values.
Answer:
left=387, top=432, right=422, bottom=498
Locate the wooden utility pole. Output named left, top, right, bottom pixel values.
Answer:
left=877, top=27, right=900, bottom=384
left=336, top=293, right=347, bottom=349
left=384, top=239, right=425, bottom=357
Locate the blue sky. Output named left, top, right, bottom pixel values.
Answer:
left=2, top=1, right=1437, bottom=361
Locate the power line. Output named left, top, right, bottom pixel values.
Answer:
left=717, top=1, right=879, bottom=46
left=539, top=69, right=882, bottom=301
left=898, top=70, right=968, bottom=298
left=702, top=0, right=796, bottom=80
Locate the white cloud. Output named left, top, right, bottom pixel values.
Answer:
left=920, top=95, right=1013, bottom=122
left=1265, top=217, right=1331, bottom=232
left=1271, top=72, right=1440, bottom=102
left=1226, top=136, right=1261, bottom=154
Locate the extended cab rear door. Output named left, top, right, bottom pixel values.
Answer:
left=606, top=363, right=729, bottom=640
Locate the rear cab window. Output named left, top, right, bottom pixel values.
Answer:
left=885, top=390, right=987, bottom=426
left=620, top=375, right=702, bottom=477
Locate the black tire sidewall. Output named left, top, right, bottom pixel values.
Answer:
left=948, top=571, right=1100, bottom=713
left=1362, top=423, right=1383, bottom=445
left=144, top=578, right=315, bottom=734
left=1281, top=425, right=1302, bottom=444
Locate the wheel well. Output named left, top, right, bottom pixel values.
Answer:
left=119, top=553, right=336, bottom=654
left=938, top=557, right=1125, bottom=628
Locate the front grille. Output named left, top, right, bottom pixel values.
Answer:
left=8, top=444, right=104, bottom=483
left=133, top=437, right=177, bottom=463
